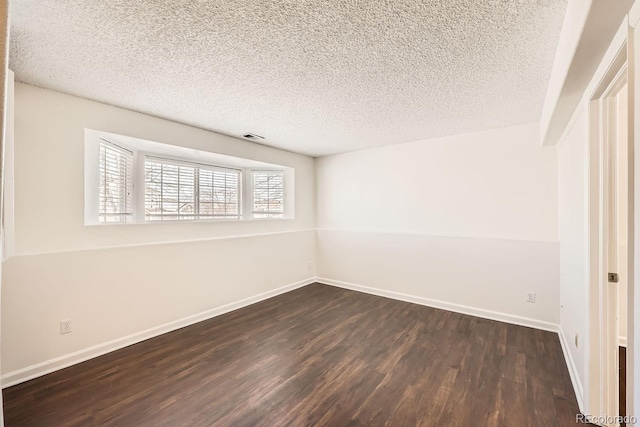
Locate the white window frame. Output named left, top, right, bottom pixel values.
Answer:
left=84, top=129, right=295, bottom=225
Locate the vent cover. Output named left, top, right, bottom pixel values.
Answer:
left=243, top=133, right=265, bottom=140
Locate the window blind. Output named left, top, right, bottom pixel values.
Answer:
left=99, top=140, right=133, bottom=223
left=198, top=166, right=241, bottom=219
left=252, top=171, right=284, bottom=219
left=144, top=156, right=240, bottom=221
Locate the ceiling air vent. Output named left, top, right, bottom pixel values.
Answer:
left=243, top=133, right=265, bottom=140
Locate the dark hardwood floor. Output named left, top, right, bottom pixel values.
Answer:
left=3, top=283, right=581, bottom=426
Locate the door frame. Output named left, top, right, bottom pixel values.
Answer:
left=586, top=30, right=632, bottom=424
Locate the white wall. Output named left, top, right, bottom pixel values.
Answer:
left=1, top=83, right=316, bottom=384
left=317, top=123, right=557, bottom=241
left=557, top=108, right=589, bottom=400
left=316, top=122, right=560, bottom=326
left=2, top=230, right=315, bottom=382
left=13, top=84, right=315, bottom=255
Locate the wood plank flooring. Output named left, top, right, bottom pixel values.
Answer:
left=3, top=283, right=581, bottom=426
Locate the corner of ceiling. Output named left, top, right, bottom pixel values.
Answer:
left=539, top=0, right=593, bottom=147
left=539, top=0, right=635, bottom=147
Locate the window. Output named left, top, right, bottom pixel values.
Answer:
left=198, top=166, right=241, bottom=220
left=85, top=129, right=294, bottom=225
left=252, top=171, right=284, bottom=219
left=99, top=140, right=133, bottom=223
left=144, top=157, right=240, bottom=221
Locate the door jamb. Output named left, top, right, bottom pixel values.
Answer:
left=587, top=40, right=630, bottom=423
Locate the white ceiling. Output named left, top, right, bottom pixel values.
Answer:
left=10, top=0, right=567, bottom=157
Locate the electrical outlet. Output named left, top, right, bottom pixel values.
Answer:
left=60, top=319, right=72, bottom=335
left=307, top=262, right=312, bottom=270
left=575, top=333, right=579, bottom=348
left=526, top=292, right=536, bottom=303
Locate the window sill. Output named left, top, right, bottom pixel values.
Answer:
left=88, top=217, right=295, bottom=227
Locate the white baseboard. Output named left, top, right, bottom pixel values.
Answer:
left=1, top=277, right=316, bottom=388
left=558, top=328, right=585, bottom=414
left=315, top=277, right=559, bottom=332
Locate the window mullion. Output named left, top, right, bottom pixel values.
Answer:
left=195, top=166, right=200, bottom=220
left=160, top=162, right=164, bottom=220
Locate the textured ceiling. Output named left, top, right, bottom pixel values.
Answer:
left=10, top=0, right=567, bottom=157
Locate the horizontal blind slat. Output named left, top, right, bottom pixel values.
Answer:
left=144, top=156, right=241, bottom=221
left=99, top=141, right=133, bottom=223
left=252, top=171, right=284, bottom=217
